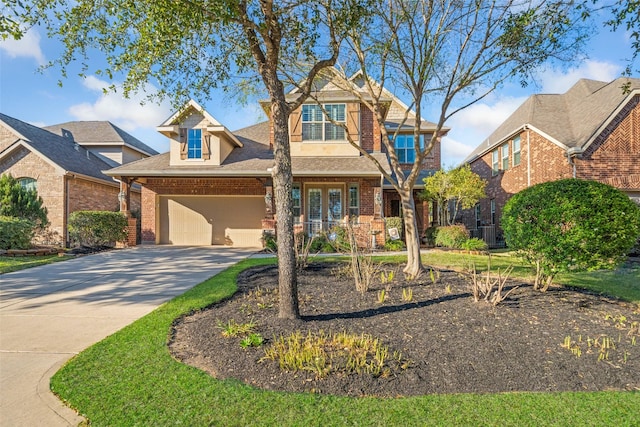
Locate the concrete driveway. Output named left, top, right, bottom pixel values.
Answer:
left=0, top=246, right=255, bottom=426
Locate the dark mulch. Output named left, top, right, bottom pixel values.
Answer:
left=67, top=245, right=115, bottom=255
left=170, top=262, right=640, bottom=397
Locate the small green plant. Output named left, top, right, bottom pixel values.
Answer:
left=262, top=330, right=405, bottom=378
left=402, top=287, right=413, bottom=302
left=380, top=269, right=395, bottom=284
left=384, top=239, right=405, bottom=251
left=460, top=237, right=488, bottom=251
left=429, top=268, right=441, bottom=285
left=377, top=289, right=386, bottom=303
left=444, top=284, right=452, bottom=294
left=240, top=333, right=264, bottom=349
left=217, top=319, right=257, bottom=338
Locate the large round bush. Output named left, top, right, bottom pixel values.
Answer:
left=501, top=179, right=640, bottom=290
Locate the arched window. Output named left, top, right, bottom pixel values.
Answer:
left=18, top=177, right=37, bottom=192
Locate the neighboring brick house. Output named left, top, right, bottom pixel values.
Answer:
left=106, top=74, right=444, bottom=247
left=460, top=77, right=640, bottom=247
left=0, top=113, right=158, bottom=245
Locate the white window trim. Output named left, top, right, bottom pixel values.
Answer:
left=301, top=103, right=346, bottom=142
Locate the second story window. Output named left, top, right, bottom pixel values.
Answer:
left=187, top=129, right=202, bottom=159
left=302, top=104, right=345, bottom=141
left=501, top=143, right=509, bottom=170
left=491, top=149, right=499, bottom=176
left=394, top=134, right=425, bottom=163
left=513, top=136, right=521, bottom=166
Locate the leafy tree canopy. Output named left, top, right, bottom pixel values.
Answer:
left=422, top=165, right=487, bottom=226
left=501, top=179, right=640, bottom=291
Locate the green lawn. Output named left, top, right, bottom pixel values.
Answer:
left=0, top=254, right=68, bottom=274
left=51, top=254, right=639, bottom=426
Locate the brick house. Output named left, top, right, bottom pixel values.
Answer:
left=106, top=75, right=444, bottom=247
left=0, top=113, right=158, bottom=245
left=460, top=77, right=640, bottom=247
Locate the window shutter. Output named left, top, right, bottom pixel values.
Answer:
left=347, top=103, right=360, bottom=142
left=202, top=132, right=211, bottom=160
left=290, top=107, right=302, bottom=142
left=179, top=128, right=187, bottom=160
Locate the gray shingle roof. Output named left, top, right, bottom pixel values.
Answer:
left=106, top=120, right=390, bottom=178
left=464, top=77, right=640, bottom=163
left=0, top=113, right=118, bottom=184
left=44, top=121, right=159, bottom=156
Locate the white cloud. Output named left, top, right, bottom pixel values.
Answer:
left=537, top=60, right=622, bottom=94
left=0, top=28, right=46, bottom=65
left=440, top=135, right=476, bottom=167
left=68, top=75, right=172, bottom=131
left=447, top=96, right=527, bottom=139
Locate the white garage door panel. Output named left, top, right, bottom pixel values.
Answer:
left=159, top=196, right=263, bottom=247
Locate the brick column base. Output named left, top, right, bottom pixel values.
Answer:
left=117, top=217, right=138, bottom=248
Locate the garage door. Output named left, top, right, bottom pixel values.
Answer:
left=159, top=196, right=264, bottom=247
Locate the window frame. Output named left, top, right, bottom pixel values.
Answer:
left=393, top=134, right=425, bottom=164
left=301, top=103, right=346, bottom=142
left=501, top=143, right=509, bottom=171
left=491, top=149, right=499, bottom=176
left=187, top=128, right=203, bottom=160
left=348, top=183, right=359, bottom=219
left=512, top=136, right=521, bottom=166
left=18, top=177, right=37, bottom=192
left=292, top=183, right=301, bottom=223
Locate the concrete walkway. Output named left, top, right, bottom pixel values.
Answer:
left=0, top=246, right=255, bottom=426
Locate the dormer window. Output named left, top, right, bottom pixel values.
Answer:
left=302, top=104, right=346, bottom=141
left=188, top=129, right=202, bottom=159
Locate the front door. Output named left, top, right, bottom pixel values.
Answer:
left=306, top=185, right=344, bottom=233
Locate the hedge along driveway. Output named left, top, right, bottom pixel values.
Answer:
left=51, top=256, right=639, bottom=426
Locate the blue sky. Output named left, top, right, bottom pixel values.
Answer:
left=0, top=17, right=636, bottom=166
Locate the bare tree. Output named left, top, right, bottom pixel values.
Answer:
left=324, top=0, right=587, bottom=278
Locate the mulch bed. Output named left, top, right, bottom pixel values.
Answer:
left=170, top=262, right=640, bottom=397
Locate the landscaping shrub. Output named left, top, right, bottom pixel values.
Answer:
left=435, top=224, right=469, bottom=248
left=0, top=174, right=48, bottom=228
left=461, top=237, right=488, bottom=251
left=384, top=239, right=406, bottom=251
left=0, top=216, right=34, bottom=249
left=502, top=179, right=640, bottom=291
left=68, top=211, right=128, bottom=247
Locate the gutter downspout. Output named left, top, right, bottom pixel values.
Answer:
left=566, top=147, right=583, bottom=178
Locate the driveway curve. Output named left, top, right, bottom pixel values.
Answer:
left=0, top=246, right=255, bottom=426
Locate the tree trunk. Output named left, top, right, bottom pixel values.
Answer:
left=399, top=187, right=423, bottom=279
left=270, top=98, right=299, bottom=319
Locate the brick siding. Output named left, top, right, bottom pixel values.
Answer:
left=460, top=97, right=640, bottom=240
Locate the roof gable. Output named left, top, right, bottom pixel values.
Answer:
left=0, top=113, right=117, bottom=183
left=44, top=121, right=159, bottom=156
left=464, top=77, right=640, bottom=163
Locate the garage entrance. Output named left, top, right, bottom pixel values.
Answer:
left=158, top=196, right=264, bottom=247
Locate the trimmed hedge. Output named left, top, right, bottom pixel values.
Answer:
left=68, top=211, right=128, bottom=247
left=435, top=224, right=469, bottom=248
left=502, top=179, right=640, bottom=286
left=0, top=216, right=35, bottom=249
